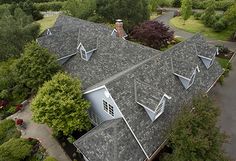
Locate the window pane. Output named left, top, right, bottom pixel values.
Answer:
left=109, top=104, right=114, bottom=116
left=103, top=100, right=108, bottom=112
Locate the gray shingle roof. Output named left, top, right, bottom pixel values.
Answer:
left=172, top=59, right=197, bottom=79
left=38, top=15, right=223, bottom=161
left=74, top=118, right=146, bottom=161
left=135, top=79, right=164, bottom=111
left=105, top=34, right=223, bottom=157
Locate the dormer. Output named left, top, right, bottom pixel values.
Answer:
left=77, top=37, right=98, bottom=61
left=134, top=80, right=171, bottom=122
left=46, top=29, right=52, bottom=35
left=196, top=44, right=217, bottom=69
left=172, top=59, right=200, bottom=89
left=111, top=19, right=128, bottom=40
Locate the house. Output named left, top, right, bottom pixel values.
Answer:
left=37, top=15, right=223, bottom=161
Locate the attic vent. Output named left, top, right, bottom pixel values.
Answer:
left=172, top=59, right=200, bottom=89
left=77, top=37, right=98, bottom=61
left=134, top=79, right=171, bottom=121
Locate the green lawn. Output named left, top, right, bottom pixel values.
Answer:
left=37, top=14, right=59, bottom=34
left=170, top=16, right=235, bottom=41
left=150, top=12, right=160, bottom=20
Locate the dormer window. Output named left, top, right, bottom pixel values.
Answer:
left=172, top=59, right=199, bottom=89
left=46, top=29, right=52, bottom=35
left=134, top=80, right=171, bottom=121
left=197, top=45, right=217, bottom=69
left=77, top=37, right=98, bottom=61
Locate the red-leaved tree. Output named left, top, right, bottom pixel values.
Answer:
left=130, top=21, right=174, bottom=50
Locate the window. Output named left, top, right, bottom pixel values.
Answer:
left=109, top=104, right=114, bottom=116
left=103, top=100, right=114, bottom=117
left=103, top=100, right=108, bottom=112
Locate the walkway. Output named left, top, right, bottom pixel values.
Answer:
left=209, top=56, right=236, bottom=161
left=8, top=102, right=71, bottom=161
left=155, top=11, right=236, bottom=51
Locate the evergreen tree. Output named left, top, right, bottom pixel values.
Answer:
left=201, top=0, right=216, bottom=27
left=96, top=0, right=150, bottom=31
left=180, top=0, right=192, bottom=24
left=161, top=95, right=229, bottom=161
left=31, top=72, right=91, bottom=136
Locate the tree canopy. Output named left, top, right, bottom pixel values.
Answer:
left=63, top=0, right=96, bottom=20
left=0, top=138, right=32, bottom=161
left=31, top=72, right=91, bottom=136
left=15, top=42, right=60, bottom=93
left=0, top=7, right=39, bottom=61
left=161, top=95, right=229, bottom=161
left=224, top=2, right=236, bottom=25
left=201, top=0, right=216, bottom=27
left=130, top=20, right=174, bottom=50
left=180, top=0, right=192, bottom=23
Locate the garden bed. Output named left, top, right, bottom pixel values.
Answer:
left=56, top=130, right=90, bottom=161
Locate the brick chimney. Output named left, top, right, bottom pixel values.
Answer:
left=115, top=19, right=126, bottom=38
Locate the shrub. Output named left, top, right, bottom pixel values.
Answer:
left=193, top=12, right=202, bottom=20
left=130, top=21, right=174, bottom=50
left=213, top=18, right=228, bottom=32
left=44, top=156, right=58, bottom=161
left=219, top=75, right=224, bottom=85
left=0, top=138, right=32, bottom=161
left=172, top=0, right=181, bottom=7
left=34, top=1, right=64, bottom=11
left=0, top=119, right=21, bottom=145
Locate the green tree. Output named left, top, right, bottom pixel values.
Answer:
left=31, top=72, right=91, bottom=136
left=0, top=8, right=39, bottom=61
left=63, top=0, right=96, bottom=20
left=161, top=95, right=229, bottom=161
left=0, top=138, right=32, bottom=161
left=96, top=0, right=150, bottom=30
left=224, top=2, right=236, bottom=25
left=201, top=0, right=216, bottom=27
left=15, top=42, right=60, bottom=93
left=180, top=0, right=192, bottom=24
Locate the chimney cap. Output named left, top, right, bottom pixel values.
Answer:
left=116, top=19, right=123, bottom=22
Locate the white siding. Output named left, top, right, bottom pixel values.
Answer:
left=85, top=87, right=122, bottom=125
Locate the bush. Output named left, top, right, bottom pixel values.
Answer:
left=0, top=119, right=21, bottom=145
left=201, top=13, right=217, bottom=27
left=44, top=156, right=58, bottom=161
left=213, top=18, right=228, bottom=32
left=193, top=12, right=202, bottom=20
left=0, top=138, right=32, bottom=161
left=130, top=21, right=174, bottom=50
left=34, top=1, right=64, bottom=11
left=219, top=75, right=224, bottom=85
left=172, top=0, right=181, bottom=7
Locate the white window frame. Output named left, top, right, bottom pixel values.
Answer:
left=154, top=98, right=165, bottom=120
left=186, top=69, right=196, bottom=89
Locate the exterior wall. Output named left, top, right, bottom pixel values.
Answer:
left=200, top=57, right=211, bottom=68
left=85, top=87, right=123, bottom=125
left=144, top=107, right=156, bottom=122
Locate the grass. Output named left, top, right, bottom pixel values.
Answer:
left=170, top=16, right=235, bottom=41
left=217, top=57, right=230, bottom=69
left=37, top=14, right=59, bottom=34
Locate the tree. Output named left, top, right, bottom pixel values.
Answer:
left=201, top=0, right=217, bottom=27
left=180, top=0, right=192, bottom=24
left=15, top=42, right=60, bottom=93
left=224, top=2, right=236, bottom=25
left=0, top=138, right=32, bottom=161
left=161, top=95, right=229, bottom=161
left=130, top=20, right=174, bottom=50
left=31, top=72, right=91, bottom=136
left=0, top=8, right=39, bottom=61
left=96, top=0, right=150, bottom=30
left=63, top=0, right=96, bottom=20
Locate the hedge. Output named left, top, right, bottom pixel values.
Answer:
left=34, top=1, right=64, bottom=11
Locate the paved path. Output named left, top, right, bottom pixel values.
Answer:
left=209, top=56, right=236, bottom=161
left=155, top=11, right=236, bottom=51
left=8, top=102, right=71, bottom=161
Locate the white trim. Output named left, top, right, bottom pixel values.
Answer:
left=186, top=69, right=197, bottom=89
left=57, top=52, right=77, bottom=61
left=198, top=55, right=212, bottom=61
left=111, top=29, right=117, bottom=36
left=46, top=29, right=52, bottom=35
left=206, top=71, right=224, bottom=93
left=83, top=85, right=106, bottom=94
left=173, top=73, right=191, bottom=81
left=104, top=86, right=150, bottom=160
